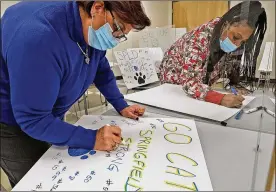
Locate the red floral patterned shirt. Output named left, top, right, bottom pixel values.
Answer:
left=159, top=17, right=242, bottom=104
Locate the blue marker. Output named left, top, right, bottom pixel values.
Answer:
left=235, top=109, right=243, bottom=120
left=231, top=87, right=242, bottom=120
left=231, top=87, right=238, bottom=95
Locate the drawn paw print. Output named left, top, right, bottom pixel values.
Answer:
left=68, top=147, right=97, bottom=160
left=134, top=72, right=146, bottom=84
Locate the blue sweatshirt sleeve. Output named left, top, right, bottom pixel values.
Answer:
left=5, top=23, right=97, bottom=149
left=94, top=52, right=128, bottom=113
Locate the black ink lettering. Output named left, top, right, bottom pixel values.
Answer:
left=107, top=164, right=119, bottom=172
left=150, top=123, right=156, bottom=129
left=111, top=158, right=123, bottom=164
left=106, top=153, right=111, bottom=157
left=69, top=176, right=75, bottom=181
left=57, top=178, right=62, bottom=184
left=50, top=184, right=59, bottom=191
left=62, top=166, right=67, bottom=172
left=90, top=171, right=95, bottom=175
left=156, top=119, right=164, bottom=123
left=84, top=175, right=92, bottom=183
left=36, top=183, right=42, bottom=190
left=52, top=165, right=58, bottom=170
left=116, top=152, right=125, bottom=158
left=106, top=179, right=113, bottom=186
left=52, top=175, right=57, bottom=181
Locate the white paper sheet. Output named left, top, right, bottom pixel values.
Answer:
left=139, top=27, right=176, bottom=52
left=114, top=48, right=159, bottom=89
left=124, top=84, right=255, bottom=122
left=13, top=116, right=213, bottom=191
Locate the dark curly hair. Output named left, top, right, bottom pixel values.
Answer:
left=77, top=1, right=151, bottom=31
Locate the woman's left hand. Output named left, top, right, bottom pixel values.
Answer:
left=120, top=105, right=145, bottom=120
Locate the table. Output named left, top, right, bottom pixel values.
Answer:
left=121, top=90, right=275, bottom=134
left=102, top=110, right=275, bottom=191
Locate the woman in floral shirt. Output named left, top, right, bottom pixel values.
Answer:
left=160, top=1, right=267, bottom=108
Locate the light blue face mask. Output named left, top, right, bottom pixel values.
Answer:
left=88, top=22, right=119, bottom=51
left=220, top=37, right=238, bottom=53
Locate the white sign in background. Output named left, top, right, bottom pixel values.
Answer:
left=128, top=47, right=164, bottom=74
left=139, top=27, right=187, bottom=52
left=13, top=116, right=213, bottom=191
left=114, top=49, right=159, bottom=89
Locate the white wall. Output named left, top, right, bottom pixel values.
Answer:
left=230, top=1, right=275, bottom=79
left=142, top=1, right=172, bottom=27
left=1, top=1, right=19, bottom=17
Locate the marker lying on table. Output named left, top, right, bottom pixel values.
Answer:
left=244, top=106, right=263, bottom=114
left=231, top=87, right=243, bottom=120
left=264, top=107, right=275, bottom=118
left=235, top=109, right=243, bottom=120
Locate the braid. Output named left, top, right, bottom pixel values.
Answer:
left=206, top=1, right=267, bottom=89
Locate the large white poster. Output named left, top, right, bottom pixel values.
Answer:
left=13, top=116, right=212, bottom=191
left=114, top=48, right=159, bottom=89
left=124, top=84, right=256, bottom=122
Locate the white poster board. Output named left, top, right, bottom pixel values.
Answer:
left=128, top=47, right=164, bottom=73
left=114, top=48, right=159, bottom=89
left=139, top=27, right=176, bottom=52
left=124, top=84, right=255, bottom=122
left=13, top=116, right=213, bottom=191
left=258, top=42, right=275, bottom=72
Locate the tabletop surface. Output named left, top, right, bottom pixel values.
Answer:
left=122, top=89, right=275, bottom=134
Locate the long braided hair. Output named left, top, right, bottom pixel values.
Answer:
left=206, top=1, right=267, bottom=90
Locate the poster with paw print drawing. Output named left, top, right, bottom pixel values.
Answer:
left=114, top=48, right=159, bottom=89
left=13, top=115, right=213, bottom=191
